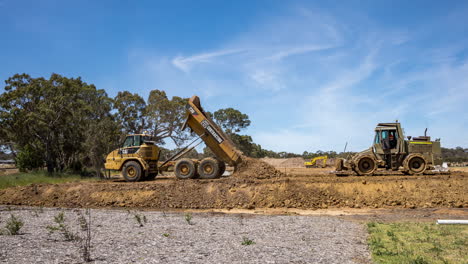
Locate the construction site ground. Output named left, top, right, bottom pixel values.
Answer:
left=0, top=158, right=466, bottom=213
left=0, top=158, right=467, bottom=263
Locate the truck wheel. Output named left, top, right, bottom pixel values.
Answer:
left=122, top=161, right=143, bottom=182
left=175, top=159, right=197, bottom=179
left=198, top=158, right=221, bottom=179
left=354, top=155, right=376, bottom=176
left=404, top=154, right=427, bottom=175
left=218, top=161, right=226, bottom=176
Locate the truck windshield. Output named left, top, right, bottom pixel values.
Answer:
left=123, top=136, right=134, bottom=148
left=374, top=131, right=380, bottom=144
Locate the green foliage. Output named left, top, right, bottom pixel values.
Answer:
left=184, top=212, right=193, bottom=225
left=114, top=91, right=147, bottom=134
left=0, top=171, right=96, bottom=190
left=441, top=147, right=468, bottom=162
left=367, top=222, right=467, bottom=264
left=162, top=233, right=170, bottom=237
left=213, top=108, right=251, bottom=133
left=1, top=214, right=24, bottom=235
left=146, top=90, right=190, bottom=146
left=0, top=73, right=120, bottom=174
left=241, top=236, right=255, bottom=246
left=47, top=211, right=77, bottom=241
left=15, top=145, right=43, bottom=171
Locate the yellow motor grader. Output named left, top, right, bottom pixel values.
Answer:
left=335, top=122, right=443, bottom=176
left=104, top=96, right=243, bottom=181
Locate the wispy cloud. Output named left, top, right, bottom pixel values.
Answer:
left=124, top=5, right=468, bottom=152
left=172, top=49, right=246, bottom=72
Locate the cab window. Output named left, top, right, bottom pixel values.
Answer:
left=381, top=130, right=389, bottom=140
left=122, top=136, right=134, bottom=148
left=374, top=131, right=380, bottom=144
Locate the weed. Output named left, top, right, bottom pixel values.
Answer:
left=184, top=212, right=193, bottom=225
left=367, top=222, right=376, bottom=229
left=369, top=237, right=384, bottom=250
left=241, top=236, right=255, bottom=246
left=46, top=211, right=77, bottom=241
left=134, top=213, right=147, bottom=227
left=2, top=214, right=24, bottom=235
left=410, top=256, right=429, bottom=264
left=79, top=208, right=92, bottom=262
left=162, top=233, right=170, bottom=237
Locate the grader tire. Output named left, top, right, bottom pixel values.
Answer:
left=403, top=154, right=427, bottom=175
left=175, top=159, right=197, bottom=179
left=198, top=158, right=221, bottom=179
left=353, top=155, right=377, bottom=176
left=122, top=161, right=143, bottom=182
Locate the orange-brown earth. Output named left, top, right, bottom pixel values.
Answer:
left=0, top=158, right=466, bottom=210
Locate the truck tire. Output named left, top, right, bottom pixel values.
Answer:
left=353, top=155, right=377, bottom=176
left=403, top=154, right=427, bottom=175
left=122, top=161, right=143, bottom=182
left=198, top=158, right=221, bottom=179
left=175, top=159, right=197, bottom=179
left=218, top=161, right=226, bottom=176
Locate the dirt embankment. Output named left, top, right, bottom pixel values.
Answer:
left=0, top=158, right=466, bottom=210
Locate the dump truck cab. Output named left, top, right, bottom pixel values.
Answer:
left=104, top=134, right=160, bottom=181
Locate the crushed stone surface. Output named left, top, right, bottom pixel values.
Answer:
left=0, top=206, right=371, bottom=264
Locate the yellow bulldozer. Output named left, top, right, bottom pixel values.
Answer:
left=104, top=96, right=243, bottom=182
left=304, top=156, right=328, bottom=168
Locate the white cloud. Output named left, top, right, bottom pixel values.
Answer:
left=123, top=5, right=468, bottom=152
left=171, top=49, right=246, bottom=72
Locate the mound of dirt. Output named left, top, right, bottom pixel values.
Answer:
left=234, top=156, right=285, bottom=179
left=261, top=157, right=305, bottom=168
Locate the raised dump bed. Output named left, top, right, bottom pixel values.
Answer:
left=162, top=96, right=243, bottom=179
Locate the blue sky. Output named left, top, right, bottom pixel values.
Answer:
left=1, top=0, right=467, bottom=153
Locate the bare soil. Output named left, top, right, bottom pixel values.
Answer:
left=0, top=157, right=465, bottom=211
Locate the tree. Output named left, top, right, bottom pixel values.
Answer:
left=213, top=108, right=251, bottom=134
left=0, top=73, right=119, bottom=173
left=146, top=90, right=190, bottom=146
left=113, top=91, right=147, bottom=134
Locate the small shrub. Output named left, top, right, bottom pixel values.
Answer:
left=134, top=213, right=147, bottom=227
left=79, top=209, right=92, bottom=262
left=367, top=222, right=376, bottom=229
left=241, top=236, right=255, bottom=246
left=2, top=214, right=24, bottom=235
left=46, top=211, right=77, bottom=241
left=162, top=233, right=170, bottom=237
left=184, top=213, right=193, bottom=225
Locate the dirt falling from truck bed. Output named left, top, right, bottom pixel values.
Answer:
left=232, top=156, right=285, bottom=179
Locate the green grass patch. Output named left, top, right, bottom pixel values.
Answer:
left=0, top=171, right=98, bottom=190
left=367, top=222, right=468, bottom=264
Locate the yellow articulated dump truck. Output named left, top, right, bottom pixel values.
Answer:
left=104, top=95, right=243, bottom=182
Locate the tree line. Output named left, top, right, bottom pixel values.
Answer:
left=1, top=73, right=467, bottom=174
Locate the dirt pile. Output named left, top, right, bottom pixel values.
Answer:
left=0, top=171, right=466, bottom=210
left=261, top=157, right=305, bottom=168
left=233, top=156, right=285, bottom=179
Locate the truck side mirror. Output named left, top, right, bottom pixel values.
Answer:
left=407, top=136, right=412, bottom=140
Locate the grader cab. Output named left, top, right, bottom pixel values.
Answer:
left=335, top=122, right=442, bottom=176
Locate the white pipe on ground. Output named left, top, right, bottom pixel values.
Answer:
left=437, top=220, right=468, bottom=225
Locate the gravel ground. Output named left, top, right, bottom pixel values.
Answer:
left=0, top=206, right=371, bottom=264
